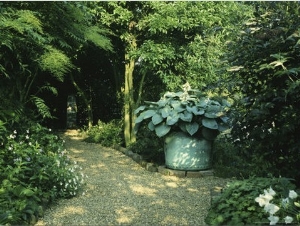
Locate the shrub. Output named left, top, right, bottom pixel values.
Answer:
left=227, top=2, right=300, bottom=183
left=212, top=134, right=267, bottom=179
left=128, top=125, right=164, bottom=164
left=0, top=123, right=85, bottom=225
left=205, top=177, right=297, bottom=225
left=83, top=119, right=124, bottom=147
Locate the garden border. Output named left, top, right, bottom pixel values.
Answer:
left=113, top=145, right=214, bottom=178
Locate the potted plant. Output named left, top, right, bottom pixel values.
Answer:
left=134, top=82, right=231, bottom=171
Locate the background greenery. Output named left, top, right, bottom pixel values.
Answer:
left=1, top=1, right=300, bottom=225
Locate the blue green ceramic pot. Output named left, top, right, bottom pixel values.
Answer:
left=164, top=131, right=212, bottom=170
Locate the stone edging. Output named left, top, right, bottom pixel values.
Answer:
left=113, top=145, right=214, bottom=178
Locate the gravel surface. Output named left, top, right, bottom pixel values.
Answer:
left=36, top=130, right=229, bottom=226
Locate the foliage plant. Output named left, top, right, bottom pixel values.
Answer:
left=134, top=82, right=231, bottom=140
left=0, top=123, right=85, bottom=225
left=227, top=2, right=300, bottom=183
left=83, top=119, right=124, bottom=147
left=127, top=125, right=164, bottom=165
left=205, top=177, right=297, bottom=225
left=255, top=187, right=300, bottom=225
left=0, top=2, right=112, bottom=126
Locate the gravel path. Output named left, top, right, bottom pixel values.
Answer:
left=36, top=130, right=229, bottom=226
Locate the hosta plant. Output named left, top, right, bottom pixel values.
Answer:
left=134, top=82, right=231, bottom=140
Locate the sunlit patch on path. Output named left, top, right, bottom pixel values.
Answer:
left=36, top=130, right=229, bottom=226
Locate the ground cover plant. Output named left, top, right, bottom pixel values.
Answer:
left=255, top=186, right=300, bottom=225
left=0, top=122, right=85, bottom=225
left=205, top=177, right=298, bottom=225
left=83, top=119, right=124, bottom=147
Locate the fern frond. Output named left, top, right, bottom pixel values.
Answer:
left=39, top=46, right=74, bottom=82
left=0, top=9, right=43, bottom=35
left=39, top=85, right=58, bottom=96
left=30, top=96, right=53, bottom=119
left=84, top=26, right=113, bottom=51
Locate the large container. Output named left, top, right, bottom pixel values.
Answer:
left=164, top=132, right=212, bottom=171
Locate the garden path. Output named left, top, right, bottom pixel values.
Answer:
left=36, top=130, right=228, bottom=226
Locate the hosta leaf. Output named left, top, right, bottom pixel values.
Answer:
left=197, top=97, right=209, bottom=108
left=142, top=109, right=156, bottom=119
left=185, top=122, right=199, bottom=136
left=202, top=118, right=218, bottom=129
left=148, top=121, right=155, bottom=131
left=171, top=101, right=185, bottom=112
left=161, top=106, right=170, bottom=118
left=204, top=112, right=218, bottom=119
left=152, top=113, right=163, bottom=125
left=155, top=123, right=171, bottom=137
left=158, top=99, right=168, bottom=107
left=166, top=113, right=179, bottom=125
left=134, top=105, right=146, bottom=114
left=179, top=111, right=193, bottom=122
left=192, top=107, right=205, bottom=115
left=206, top=104, right=222, bottom=113
left=135, top=114, right=145, bottom=123
left=133, top=122, right=141, bottom=134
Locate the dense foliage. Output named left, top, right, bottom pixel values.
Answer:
left=0, top=122, right=85, bottom=225
left=227, top=2, right=300, bottom=182
left=83, top=120, right=124, bottom=147
left=205, top=177, right=297, bottom=225
left=1, top=1, right=300, bottom=224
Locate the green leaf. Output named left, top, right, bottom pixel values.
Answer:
left=171, top=101, right=185, bottom=112
left=142, top=109, right=157, bottom=119
left=294, top=202, right=300, bottom=208
left=197, top=98, right=209, bottom=108
left=202, top=118, right=218, bottom=130
left=185, top=122, right=199, bottom=136
left=135, top=114, right=144, bottom=124
left=134, top=105, right=146, bottom=114
left=148, top=121, right=155, bottom=131
left=161, top=106, right=170, bottom=118
left=152, top=113, right=164, bottom=125
left=166, top=113, right=179, bottom=125
left=155, top=123, right=171, bottom=137
left=179, top=111, right=193, bottom=122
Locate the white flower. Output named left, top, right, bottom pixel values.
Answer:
left=255, top=192, right=273, bottom=207
left=268, top=215, right=279, bottom=225
left=267, top=187, right=276, bottom=196
left=49, top=128, right=52, bottom=132
left=289, top=190, right=298, bottom=199
left=13, top=130, right=17, bottom=134
left=26, top=129, right=30, bottom=133
left=264, top=203, right=280, bottom=215
left=284, top=216, right=293, bottom=224
left=25, top=135, right=29, bottom=139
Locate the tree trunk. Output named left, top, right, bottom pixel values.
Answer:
left=70, top=73, right=93, bottom=128
left=124, top=56, right=136, bottom=146
left=123, top=33, right=137, bottom=147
